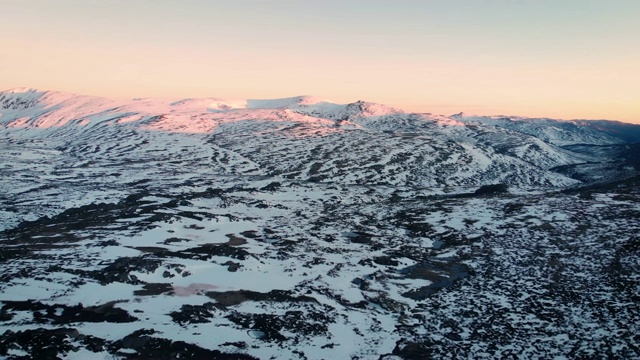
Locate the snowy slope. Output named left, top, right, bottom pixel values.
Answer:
left=4, top=87, right=640, bottom=231
left=1, top=88, right=640, bottom=359
left=1, top=88, right=597, bottom=230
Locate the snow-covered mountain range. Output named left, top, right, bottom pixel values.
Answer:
left=2, top=88, right=638, bottom=199
left=1, top=88, right=639, bottom=359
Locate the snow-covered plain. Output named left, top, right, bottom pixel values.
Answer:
left=1, top=88, right=639, bottom=359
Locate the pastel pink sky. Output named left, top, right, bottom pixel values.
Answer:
left=1, top=1, right=639, bottom=123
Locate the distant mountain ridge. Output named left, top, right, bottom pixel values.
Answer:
left=1, top=88, right=639, bottom=197
left=450, top=112, right=640, bottom=146
left=3, top=88, right=637, bottom=142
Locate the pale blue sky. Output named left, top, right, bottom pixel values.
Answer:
left=1, top=0, right=639, bottom=121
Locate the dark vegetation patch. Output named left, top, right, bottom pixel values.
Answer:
left=399, top=259, right=471, bottom=300
left=392, top=341, right=433, bottom=360
left=93, top=256, right=163, bottom=285
left=133, top=283, right=173, bottom=296
left=169, top=302, right=225, bottom=325
left=131, top=246, right=168, bottom=253
left=309, top=162, right=323, bottom=175
left=1, top=300, right=136, bottom=324
left=41, top=255, right=169, bottom=287
left=206, top=289, right=317, bottom=307
left=227, top=310, right=331, bottom=342
left=0, top=328, right=106, bottom=360
left=448, top=183, right=509, bottom=198
left=172, top=244, right=253, bottom=261
left=473, top=183, right=509, bottom=195
left=260, top=182, right=281, bottom=191
left=84, top=244, right=255, bottom=284
left=239, top=230, right=260, bottom=239
left=343, top=231, right=376, bottom=244
left=162, top=237, right=191, bottom=244
left=0, top=191, right=186, bottom=267
left=224, top=233, right=247, bottom=246
left=0, top=326, right=260, bottom=359
left=373, top=256, right=400, bottom=266
left=222, top=261, right=242, bottom=272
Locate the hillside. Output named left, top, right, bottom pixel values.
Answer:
left=1, top=88, right=639, bottom=359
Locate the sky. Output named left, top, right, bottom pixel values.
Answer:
left=1, top=0, right=639, bottom=123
